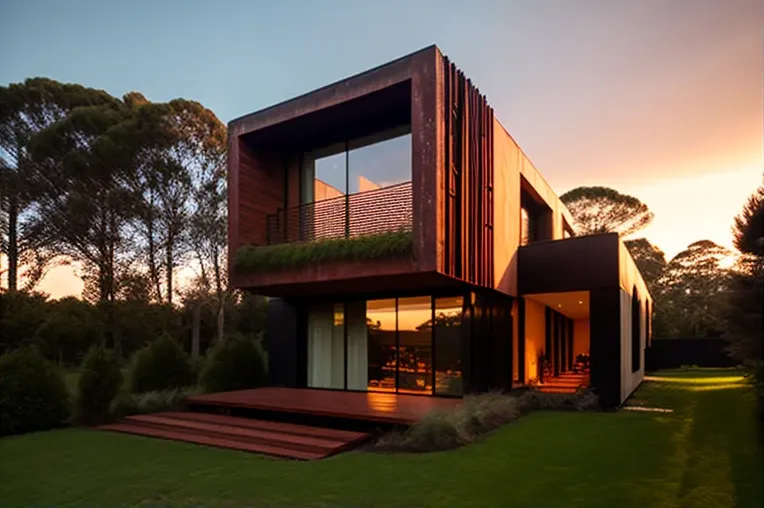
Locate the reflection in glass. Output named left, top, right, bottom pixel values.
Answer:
left=366, top=299, right=397, bottom=392
left=347, top=128, right=411, bottom=194
left=313, top=145, right=346, bottom=202
left=307, top=303, right=344, bottom=389
left=434, top=297, right=464, bottom=395
left=398, top=296, right=433, bottom=394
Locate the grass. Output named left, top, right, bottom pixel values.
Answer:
left=235, top=230, right=413, bottom=273
left=0, top=369, right=761, bottom=508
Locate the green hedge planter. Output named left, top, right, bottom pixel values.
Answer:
left=235, top=230, right=413, bottom=273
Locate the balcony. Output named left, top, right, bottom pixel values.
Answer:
left=266, top=181, right=413, bottom=245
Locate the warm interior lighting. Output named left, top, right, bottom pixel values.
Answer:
left=578, top=301, right=583, bottom=304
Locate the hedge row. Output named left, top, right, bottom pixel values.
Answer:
left=0, top=334, right=267, bottom=436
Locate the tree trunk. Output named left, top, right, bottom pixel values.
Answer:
left=166, top=238, right=173, bottom=304
left=7, top=195, right=18, bottom=292
left=147, top=213, right=162, bottom=302
left=191, top=302, right=201, bottom=359
left=212, top=249, right=224, bottom=342
left=107, top=211, right=121, bottom=358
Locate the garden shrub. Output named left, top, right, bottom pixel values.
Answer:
left=110, top=388, right=191, bottom=419
left=375, top=389, right=600, bottom=453
left=128, top=336, right=194, bottom=393
left=0, top=347, right=70, bottom=436
left=198, top=334, right=267, bottom=393
left=519, top=389, right=600, bottom=412
left=74, top=346, right=122, bottom=424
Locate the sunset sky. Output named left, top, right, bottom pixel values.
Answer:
left=1, top=0, right=762, bottom=299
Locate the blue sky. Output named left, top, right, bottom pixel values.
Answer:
left=1, top=0, right=763, bottom=296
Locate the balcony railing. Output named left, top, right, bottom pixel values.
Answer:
left=266, top=181, right=413, bottom=245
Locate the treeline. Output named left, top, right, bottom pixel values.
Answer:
left=0, top=77, right=261, bottom=360
left=561, top=185, right=762, bottom=340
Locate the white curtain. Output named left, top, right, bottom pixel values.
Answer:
left=345, top=301, right=368, bottom=390
left=307, top=304, right=344, bottom=389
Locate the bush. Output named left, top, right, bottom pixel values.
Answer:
left=74, top=346, right=122, bottom=424
left=375, top=389, right=601, bottom=453
left=128, top=336, right=194, bottom=393
left=0, top=347, right=70, bottom=436
left=375, top=392, right=522, bottom=453
left=519, top=389, right=600, bottom=412
left=199, top=334, right=267, bottom=393
left=110, top=388, right=191, bottom=419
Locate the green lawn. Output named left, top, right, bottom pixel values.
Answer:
left=1, top=369, right=761, bottom=508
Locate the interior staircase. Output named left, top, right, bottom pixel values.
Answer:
left=536, top=371, right=590, bottom=394
left=98, top=411, right=370, bottom=460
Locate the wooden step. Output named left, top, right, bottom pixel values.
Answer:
left=124, top=414, right=347, bottom=455
left=99, top=422, right=325, bottom=460
left=536, top=386, right=579, bottom=394
left=97, top=412, right=371, bottom=460
left=157, top=411, right=367, bottom=442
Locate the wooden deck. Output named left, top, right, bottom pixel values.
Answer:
left=187, top=387, right=462, bottom=425
left=98, top=412, right=370, bottom=460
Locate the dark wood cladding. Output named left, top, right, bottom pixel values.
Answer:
left=234, top=140, right=284, bottom=248
left=442, top=56, right=494, bottom=288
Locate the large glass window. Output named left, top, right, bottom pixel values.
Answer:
left=397, top=296, right=433, bottom=394
left=366, top=299, right=397, bottom=392
left=307, top=303, right=345, bottom=389
left=301, top=127, right=412, bottom=241
left=434, top=297, right=464, bottom=396
left=347, top=127, right=411, bottom=193
left=308, top=294, right=468, bottom=396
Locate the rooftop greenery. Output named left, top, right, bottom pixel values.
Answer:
left=235, top=230, right=413, bottom=273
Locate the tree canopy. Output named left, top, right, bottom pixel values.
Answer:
left=560, top=186, right=654, bottom=237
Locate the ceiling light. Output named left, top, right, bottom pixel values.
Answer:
left=578, top=301, right=583, bottom=304
left=558, top=304, right=562, bottom=308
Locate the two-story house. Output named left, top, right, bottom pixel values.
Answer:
left=227, top=45, right=652, bottom=410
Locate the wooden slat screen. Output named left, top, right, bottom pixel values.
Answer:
left=442, top=57, right=494, bottom=288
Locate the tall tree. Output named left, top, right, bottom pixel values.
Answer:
left=624, top=238, right=667, bottom=293
left=724, top=184, right=763, bottom=387
left=560, top=186, right=654, bottom=237
left=658, top=240, right=733, bottom=337
left=168, top=100, right=228, bottom=340
left=28, top=98, right=142, bottom=354
left=0, top=78, right=115, bottom=291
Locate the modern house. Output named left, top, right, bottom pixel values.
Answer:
left=227, top=45, right=653, bottom=410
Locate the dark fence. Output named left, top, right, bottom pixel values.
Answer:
left=646, top=337, right=737, bottom=371
left=266, top=181, right=413, bottom=245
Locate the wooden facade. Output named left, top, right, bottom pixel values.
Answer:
left=228, top=46, right=655, bottom=409
left=442, top=57, right=494, bottom=288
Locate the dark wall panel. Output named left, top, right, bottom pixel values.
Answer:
left=267, top=298, right=301, bottom=388
left=590, top=287, right=622, bottom=409
left=518, top=234, right=620, bottom=294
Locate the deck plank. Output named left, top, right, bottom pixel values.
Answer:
left=187, top=387, right=461, bottom=425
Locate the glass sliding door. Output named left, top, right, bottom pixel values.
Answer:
left=397, top=296, right=433, bottom=394
left=366, top=299, right=397, bottom=392
left=434, top=296, right=464, bottom=396
left=307, top=303, right=345, bottom=389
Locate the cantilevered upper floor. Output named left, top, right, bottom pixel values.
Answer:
left=228, top=45, right=575, bottom=297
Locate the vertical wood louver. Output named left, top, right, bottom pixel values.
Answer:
left=443, top=56, right=494, bottom=288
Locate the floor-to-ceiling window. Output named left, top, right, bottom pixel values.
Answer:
left=306, top=295, right=466, bottom=396
left=397, top=296, right=433, bottom=394
left=434, top=297, right=464, bottom=396
left=307, top=303, right=345, bottom=389
left=300, top=127, right=412, bottom=242
left=366, top=298, right=397, bottom=392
